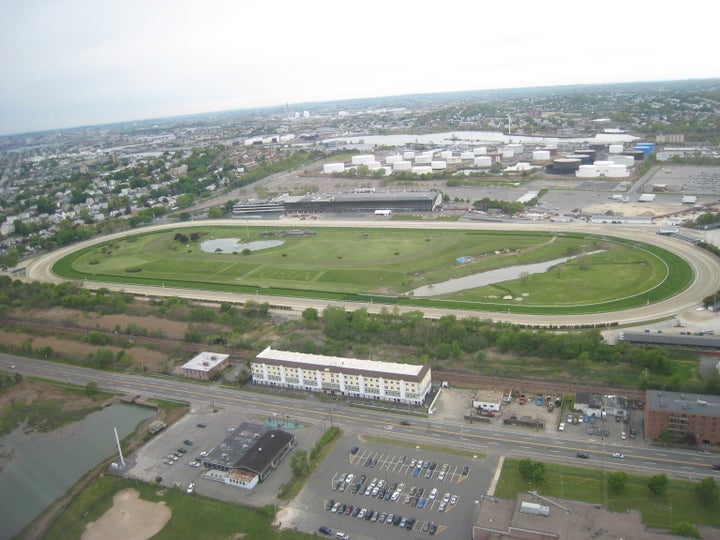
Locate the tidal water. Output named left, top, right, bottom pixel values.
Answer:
left=0, top=403, right=155, bottom=539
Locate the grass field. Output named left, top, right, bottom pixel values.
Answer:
left=495, top=458, right=720, bottom=530
left=43, top=476, right=311, bottom=540
left=53, top=226, right=693, bottom=315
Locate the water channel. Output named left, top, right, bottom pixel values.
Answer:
left=200, top=238, right=284, bottom=253
left=410, top=251, right=602, bottom=297
left=0, top=403, right=156, bottom=539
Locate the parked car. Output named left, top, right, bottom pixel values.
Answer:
left=183, top=439, right=193, bottom=446
left=186, top=483, right=194, bottom=494
left=196, top=423, right=207, bottom=428
left=319, top=525, right=332, bottom=535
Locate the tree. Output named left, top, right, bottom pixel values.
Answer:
left=669, top=521, right=701, bottom=538
left=648, top=474, right=668, bottom=495
left=608, top=471, right=628, bottom=492
left=290, top=449, right=309, bottom=478
left=302, top=307, right=319, bottom=323
left=695, top=477, right=719, bottom=506
left=84, top=381, right=99, bottom=395
left=518, top=459, right=545, bottom=483
left=208, top=207, right=223, bottom=218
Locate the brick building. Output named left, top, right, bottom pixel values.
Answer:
left=645, top=389, right=720, bottom=446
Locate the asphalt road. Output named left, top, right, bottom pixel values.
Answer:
left=3, top=353, right=719, bottom=481
left=22, top=218, right=720, bottom=327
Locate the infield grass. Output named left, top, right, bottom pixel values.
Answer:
left=54, top=226, right=692, bottom=315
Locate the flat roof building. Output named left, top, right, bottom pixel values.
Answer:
left=645, top=390, right=720, bottom=446
left=251, top=346, right=432, bottom=405
left=202, top=422, right=295, bottom=490
left=181, top=351, right=230, bottom=380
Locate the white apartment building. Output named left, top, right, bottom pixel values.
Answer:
left=251, top=347, right=432, bottom=405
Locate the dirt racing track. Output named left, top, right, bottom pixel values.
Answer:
left=24, top=218, right=720, bottom=328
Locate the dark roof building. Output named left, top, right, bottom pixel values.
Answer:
left=202, top=422, right=295, bottom=488
left=620, top=331, right=720, bottom=351
left=283, top=190, right=442, bottom=214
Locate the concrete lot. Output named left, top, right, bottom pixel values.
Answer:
left=279, top=435, right=497, bottom=539
left=125, top=402, right=324, bottom=508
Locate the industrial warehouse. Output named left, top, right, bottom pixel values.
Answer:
left=251, top=346, right=433, bottom=405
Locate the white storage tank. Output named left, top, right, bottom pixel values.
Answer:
left=577, top=164, right=600, bottom=177
left=440, top=150, right=453, bottom=159
left=459, top=151, right=474, bottom=160
left=415, top=155, right=432, bottom=165
left=412, top=166, right=433, bottom=175
left=385, top=154, right=403, bottom=164
left=532, top=150, right=551, bottom=162
left=474, top=156, right=492, bottom=167
left=393, top=161, right=412, bottom=171
left=607, top=164, right=629, bottom=177
left=502, top=149, right=515, bottom=159
left=352, top=154, right=376, bottom=165
left=608, top=144, right=624, bottom=154
left=608, top=154, right=634, bottom=167
left=594, top=160, right=614, bottom=174
left=323, top=163, right=345, bottom=174
left=508, top=143, right=524, bottom=154
left=402, top=150, right=416, bottom=160
left=473, top=146, right=487, bottom=155
left=431, top=160, right=447, bottom=170
left=367, top=161, right=383, bottom=171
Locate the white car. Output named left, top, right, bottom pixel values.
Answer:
left=612, top=452, right=624, bottom=459
left=558, top=422, right=565, bottom=431
left=186, top=482, right=195, bottom=493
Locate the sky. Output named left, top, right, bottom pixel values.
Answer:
left=1, top=0, right=718, bottom=136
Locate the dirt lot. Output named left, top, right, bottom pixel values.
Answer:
left=2, top=307, right=193, bottom=372
left=81, top=488, right=171, bottom=540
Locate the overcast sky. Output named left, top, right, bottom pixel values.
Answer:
left=1, top=0, right=717, bottom=136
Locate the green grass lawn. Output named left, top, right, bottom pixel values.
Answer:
left=43, top=476, right=313, bottom=540
left=495, top=458, right=720, bottom=530
left=54, top=226, right=692, bottom=315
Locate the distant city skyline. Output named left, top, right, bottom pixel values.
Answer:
left=1, top=0, right=718, bottom=136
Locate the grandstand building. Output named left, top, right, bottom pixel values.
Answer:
left=251, top=346, right=432, bottom=405
left=283, top=190, right=442, bottom=214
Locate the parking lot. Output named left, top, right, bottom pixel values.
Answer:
left=126, top=405, right=324, bottom=508
left=284, top=437, right=496, bottom=539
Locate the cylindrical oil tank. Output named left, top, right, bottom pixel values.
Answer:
left=577, top=164, right=600, bottom=177
left=431, top=160, right=447, bottom=170
left=323, top=163, right=345, bottom=174
left=473, top=146, right=487, bottom=155
left=594, top=160, right=614, bottom=173
left=460, top=151, right=475, bottom=160
left=507, top=143, right=524, bottom=154
left=623, top=150, right=645, bottom=161
left=568, top=154, right=592, bottom=165
left=608, top=155, right=634, bottom=167
left=576, top=148, right=596, bottom=161
left=608, top=144, right=624, bottom=154
left=532, top=150, right=551, bottom=162
left=352, top=154, right=376, bottom=165
left=415, top=155, right=432, bottom=165
left=502, top=149, right=514, bottom=159
left=393, top=161, right=412, bottom=171
left=474, top=156, right=492, bottom=167
left=403, top=150, right=415, bottom=160
left=412, top=166, right=433, bottom=175
left=385, top=154, right=403, bottom=164
left=440, top=150, right=453, bottom=159
left=544, top=145, right=558, bottom=156
left=607, top=164, right=629, bottom=177
left=552, top=158, right=581, bottom=173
